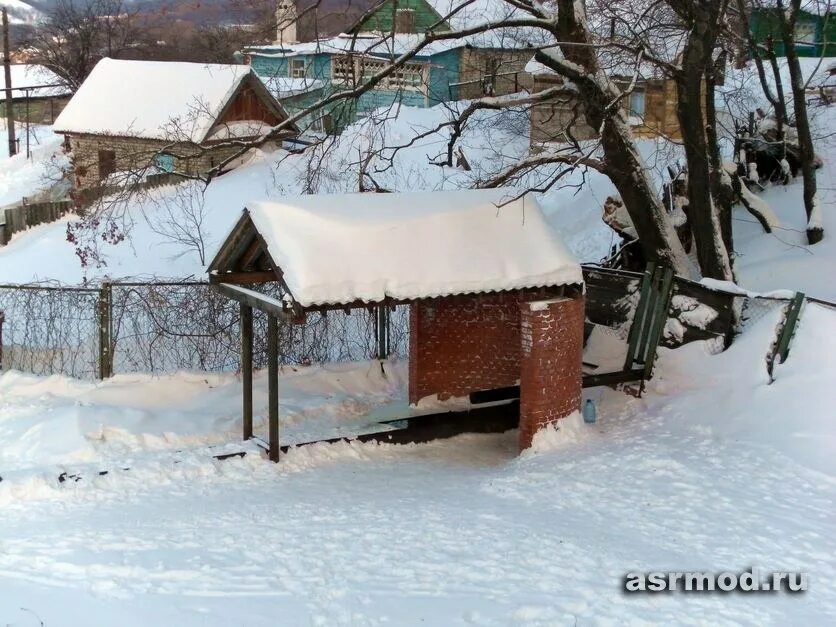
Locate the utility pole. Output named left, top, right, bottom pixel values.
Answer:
left=2, top=8, right=16, bottom=157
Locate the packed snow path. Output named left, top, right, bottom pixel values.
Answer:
left=1, top=307, right=834, bottom=625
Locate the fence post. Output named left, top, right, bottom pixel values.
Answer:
left=376, top=304, right=389, bottom=360
left=768, top=292, right=805, bottom=379
left=97, top=282, right=113, bottom=379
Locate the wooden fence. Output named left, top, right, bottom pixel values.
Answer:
left=0, top=200, right=73, bottom=245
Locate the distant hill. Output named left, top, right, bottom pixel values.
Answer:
left=0, top=0, right=42, bottom=24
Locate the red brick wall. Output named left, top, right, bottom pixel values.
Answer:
left=408, top=292, right=524, bottom=404
left=518, top=295, right=584, bottom=450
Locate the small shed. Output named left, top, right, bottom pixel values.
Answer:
left=53, top=58, right=298, bottom=190
left=208, top=188, right=585, bottom=460
left=1, top=64, right=71, bottom=124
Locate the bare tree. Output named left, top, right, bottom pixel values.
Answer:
left=144, top=181, right=210, bottom=265
left=26, top=0, right=142, bottom=89
left=773, top=0, right=827, bottom=244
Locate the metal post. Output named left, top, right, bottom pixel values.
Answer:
left=240, top=303, right=253, bottom=440
left=267, top=314, right=280, bottom=462
left=2, top=8, right=16, bottom=157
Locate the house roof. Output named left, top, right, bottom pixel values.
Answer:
left=256, top=75, right=326, bottom=99
left=53, top=58, right=288, bottom=143
left=209, top=188, right=583, bottom=308
left=2, top=64, right=70, bottom=99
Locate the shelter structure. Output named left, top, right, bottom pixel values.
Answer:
left=53, top=58, right=298, bottom=191
left=208, top=188, right=585, bottom=461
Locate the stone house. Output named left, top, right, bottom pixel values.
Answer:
left=527, top=54, right=685, bottom=148
left=53, top=58, right=297, bottom=191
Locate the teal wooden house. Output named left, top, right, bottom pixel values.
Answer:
left=242, top=0, right=537, bottom=133
left=749, top=6, right=835, bottom=57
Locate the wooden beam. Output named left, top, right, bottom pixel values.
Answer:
left=241, top=303, right=253, bottom=441
left=267, top=314, right=280, bottom=463
left=211, top=282, right=291, bottom=320
left=209, top=271, right=277, bottom=285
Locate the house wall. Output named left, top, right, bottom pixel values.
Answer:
left=66, top=134, right=248, bottom=190
left=352, top=0, right=449, bottom=33
left=0, top=96, right=70, bottom=124
left=750, top=9, right=832, bottom=57
left=529, top=75, right=682, bottom=148
left=457, top=48, right=533, bottom=100
left=518, top=296, right=584, bottom=450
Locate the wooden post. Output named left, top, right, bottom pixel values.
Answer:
left=376, top=304, right=389, bottom=360
left=2, top=8, right=16, bottom=157
left=267, top=314, right=280, bottom=462
left=97, top=282, right=113, bottom=379
left=240, top=303, right=253, bottom=440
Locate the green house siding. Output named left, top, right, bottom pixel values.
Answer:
left=428, top=49, right=460, bottom=103
left=350, top=0, right=450, bottom=33
left=750, top=9, right=834, bottom=57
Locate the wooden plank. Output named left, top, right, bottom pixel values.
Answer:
left=267, top=314, right=280, bottom=462
left=776, top=292, right=805, bottom=364
left=240, top=303, right=253, bottom=441
left=642, top=266, right=675, bottom=379
left=623, top=263, right=655, bottom=369
left=209, top=270, right=276, bottom=285
left=210, top=282, right=291, bottom=320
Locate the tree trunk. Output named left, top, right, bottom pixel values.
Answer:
left=705, top=56, right=735, bottom=262
left=779, top=0, right=823, bottom=244
left=550, top=0, right=691, bottom=276
left=674, top=23, right=733, bottom=280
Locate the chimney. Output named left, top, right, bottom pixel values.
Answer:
left=276, top=0, right=298, bottom=45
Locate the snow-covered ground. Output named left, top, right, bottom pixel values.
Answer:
left=0, top=81, right=834, bottom=625
left=0, top=122, right=65, bottom=208
left=0, top=301, right=833, bottom=625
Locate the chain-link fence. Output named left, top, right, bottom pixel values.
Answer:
left=0, top=281, right=409, bottom=379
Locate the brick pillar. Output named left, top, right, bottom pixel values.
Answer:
left=519, top=295, right=584, bottom=450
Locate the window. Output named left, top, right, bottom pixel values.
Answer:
left=795, top=22, right=816, bottom=44
left=98, top=149, right=116, bottom=179
left=154, top=153, right=175, bottom=173
left=290, top=58, right=306, bottom=78
left=332, top=55, right=356, bottom=83
left=395, top=9, right=416, bottom=33
left=629, top=89, right=646, bottom=118
left=332, top=54, right=425, bottom=92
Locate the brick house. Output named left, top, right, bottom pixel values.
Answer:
left=208, top=188, right=585, bottom=457
left=53, top=58, right=297, bottom=191
left=240, top=0, right=537, bottom=132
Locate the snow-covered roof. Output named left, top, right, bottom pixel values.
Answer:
left=220, top=188, right=582, bottom=307
left=256, top=76, right=325, bottom=99
left=2, top=64, right=70, bottom=99
left=53, top=58, right=263, bottom=142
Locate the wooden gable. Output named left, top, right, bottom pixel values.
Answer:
left=209, top=74, right=299, bottom=141
left=348, top=0, right=450, bottom=34
left=208, top=210, right=283, bottom=286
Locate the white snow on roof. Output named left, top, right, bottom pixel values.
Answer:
left=256, top=75, right=325, bottom=99
left=2, top=64, right=70, bottom=99
left=53, top=58, right=256, bottom=142
left=232, top=188, right=582, bottom=307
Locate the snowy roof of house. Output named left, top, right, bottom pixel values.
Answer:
left=53, top=58, right=274, bottom=143
left=2, top=64, right=70, bottom=99
left=256, top=75, right=326, bottom=99
left=211, top=188, right=582, bottom=307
